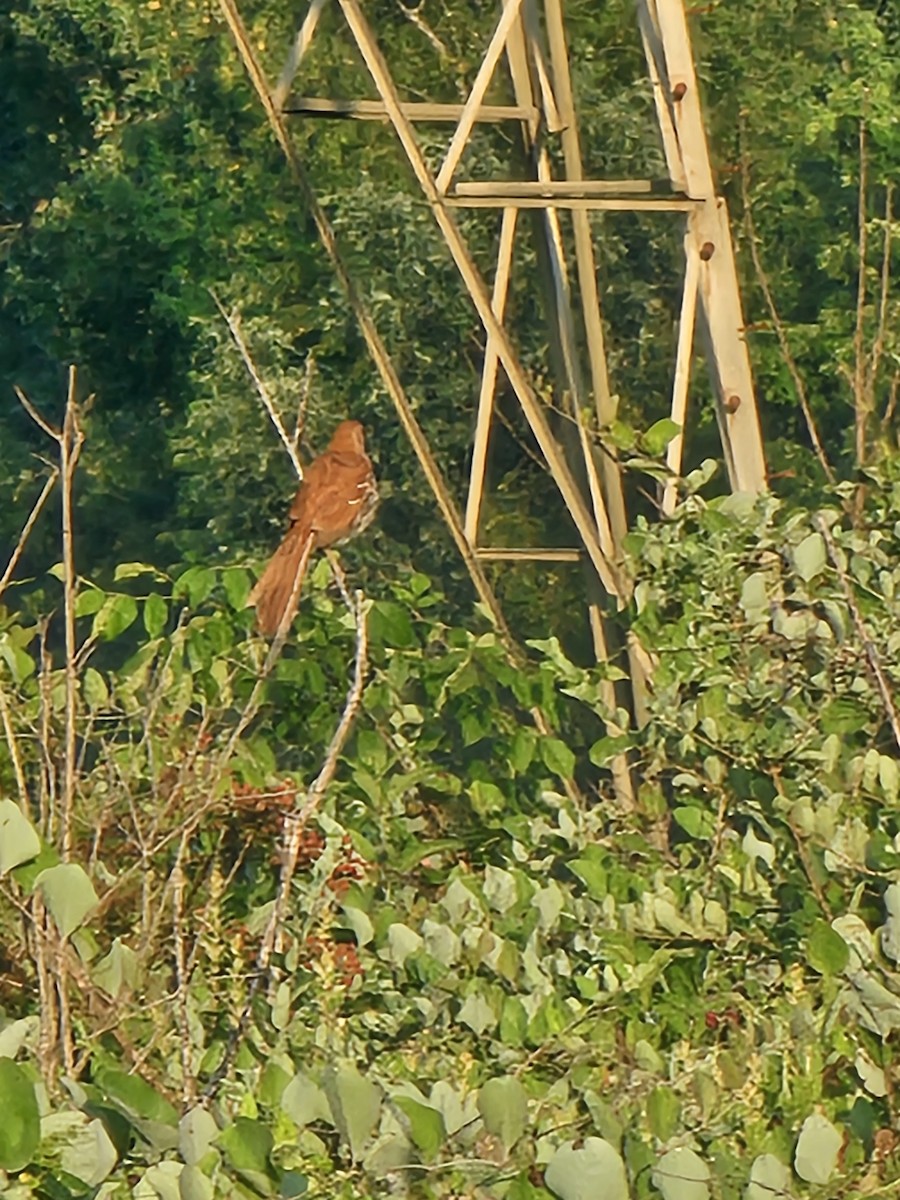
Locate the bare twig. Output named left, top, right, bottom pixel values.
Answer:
left=271, top=0, right=328, bottom=111
left=293, top=353, right=316, bottom=451
left=57, top=958, right=75, bottom=1075
left=32, top=897, right=59, bottom=1095
left=60, top=369, right=85, bottom=862
left=209, top=289, right=305, bottom=481
left=14, top=386, right=58, bottom=440
left=816, top=514, right=900, bottom=753
left=15, top=370, right=86, bottom=859
left=263, top=587, right=367, bottom=967
left=0, top=467, right=59, bottom=604
left=37, top=623, right=55, bottom=837
left=854, top=120, right=869, bottom=472
left=221, top=532, right=316, bottom=766
left=202, top=579, right=369, bottom=1098
left=738, top=125, right=835, bottom=485
left=868, top=182, right=893, bottom=406
left=215, top=285, right=366, bottom=612
left=0, top=685, right=30, bottom=812
left=171, top=834, right=197, bottom=1106
left=395, top=0, right=450, bottom=58
left=883, top=372, right=900, bottom=430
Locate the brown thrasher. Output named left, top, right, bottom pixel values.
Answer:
left=250, top=420, right=378, bottom=635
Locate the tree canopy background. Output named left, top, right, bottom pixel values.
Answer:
left=2, top=2, right=900, bottom=1198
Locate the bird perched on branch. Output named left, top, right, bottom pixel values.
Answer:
left=250, top=420, right=378, bottom=636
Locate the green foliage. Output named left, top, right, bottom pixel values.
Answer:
left=0, top=483, right=900, bottom=1195
left=4, top=0, right=900, bottom=1196
left=0, top=1058, right=40, bottom=1173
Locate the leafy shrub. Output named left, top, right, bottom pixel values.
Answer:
left=3, top=478, right=900, bottom=1196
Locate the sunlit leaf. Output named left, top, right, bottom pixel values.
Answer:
left=794, top=1113, right=843, bottom=1184
left=545, top=1138, right=628, bottom=1200
left=92, top=593, right=139, bottom=641
left=179, top=1107, right=220, bottom=1166
left=807, top=919, right=850, bottom=975
left=0, top=1057, right=40, bottom=1171
left=642, top=417, right=681, bottom=455
left=793, top=532, right=826, bottom=581
left=0, top=800, right=41, bottom=875
left=35, top=863, right=98, bottom=938
left=745, top=1154, right=791, bottom=1200
left=93, top=938, right=139, bottom=998
left=393, top=1096, right=444, bottom=1161
left=281, top=1074, right=332, bottom=1128
left=144, top=592, right=168, bottom=637
left=651, top=1146, right=710, bottom=1200
left=477, top=1077, right=528, bottom=1151
left=216, top=1118, right=273, bottom=1193
left=60, top=1117, right=118, bottom=1186
left=324, top=1065, right=381, bottom=1161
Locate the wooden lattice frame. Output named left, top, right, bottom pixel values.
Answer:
left=218, top=0, right=768, bottom=806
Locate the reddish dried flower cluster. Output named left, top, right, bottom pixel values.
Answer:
left=229, top=779, right=298, bottom=841
left=303, top=934, right=364, bottom=987
left=295, top=828, right=325, bottom=868
left=704, top=1007, right=742, bottom=1031
left=326, top=835, right=368, bottom=896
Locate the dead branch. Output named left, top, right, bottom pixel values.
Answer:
left=171, top=834, right=197, bottom=1106
left=271, top=0, right=328, bottom=111
left=738, top=125, right=835, bottom=485
left=395, top=0, right=450, bottom=59
left=0, top=685, right=30, bottom=811
left=815, top=514, right=900, bottom=753
left=201, top=577, right=369, bottom=1099
left=15, top=369, right=86, bottom=860
left=293, top=352, right=316, bottom=451
left=0, top=467, right=59, bottom=605
left=883, top=371, right=900, bottom=430
left=854, top=120, right=869, bottom=471
left=219, top=532, right=316, bottom=767
left=868, top=182, right=893, bottom=406
left=209, top=288, right=305, bottom=481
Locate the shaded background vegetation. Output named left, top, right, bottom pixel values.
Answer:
left=2, top=1, right=900, bottom=1197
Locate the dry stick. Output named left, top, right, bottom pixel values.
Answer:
left=36, top=623, right=55, bottom=837
left=140, top=609, right=191, bottom=781
left=0, top=685, right=30, bottom=811
left=0, top=467, right=59, bottom=604
left=59, top=371, right=84, bottom=864
left=883, top=372, right=900, bottom=430
left=269, top=565, right=366, bottom=949
left=171, top=833, right=198, bottom=1106
left=738, top=130, right=835, bottom=485
left=220, top=531, right=315, bottom=768
left=209, top=289, right=305, bottom=480
left=395, top=0, right=450, bottom=59
left=293, top=353, right=316, bottom=451
left=202, top=581, right=368, bottom=1099
left=870, top=182, right=894, bottom=410
left=32, top=896, right=60, bottom=1095
left=217, top=0, right=585, bottom=808
left=853, top=120, right=869, bottom=472
left=15, top=371, right=86, bottom=1083
left=213, top=291, right=361, bottom=596
left=15, top=370, right=86, bottom=860
left=816, top=515, right=900, bottom=754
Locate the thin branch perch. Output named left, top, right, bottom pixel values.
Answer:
left=816, top=514, right=900, bottom=753
left=738, top=126, right=835, bottom=485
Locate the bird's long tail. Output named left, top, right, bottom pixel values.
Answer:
left=249, top=523, right=316, bottom=637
